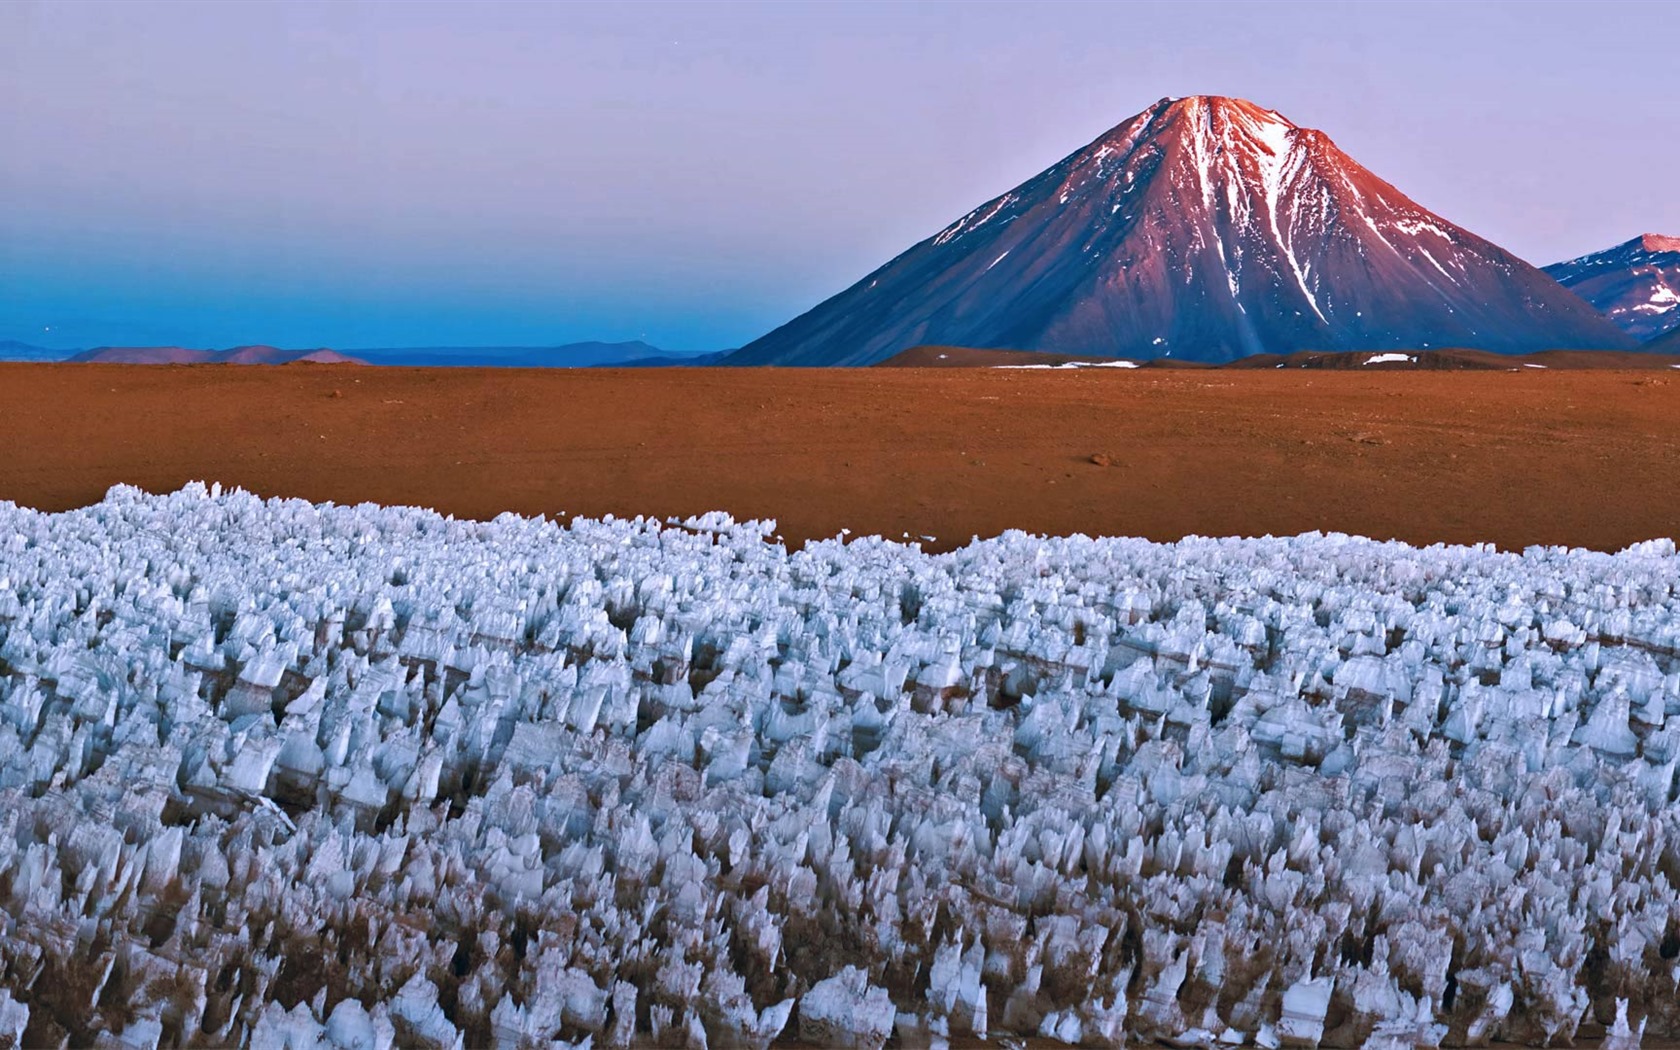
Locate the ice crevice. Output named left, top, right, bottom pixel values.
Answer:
left=1, top=484, right=1679, bottom=1047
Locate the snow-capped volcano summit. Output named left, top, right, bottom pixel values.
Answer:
left=1544, top=234, right=1680, bottom=343
left=728, top=95, right=1632, bottom=365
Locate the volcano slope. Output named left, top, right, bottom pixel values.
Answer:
left=3, top=362, right=1680, bottom=554
left=1545, top=234, right=1680, bottom=343
left=726, top=96, right=1630, bottom=365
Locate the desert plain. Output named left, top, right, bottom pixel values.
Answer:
left=3, top=361, right=1679, bottom=553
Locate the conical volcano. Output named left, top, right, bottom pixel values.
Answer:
left=1544, top=234, right=1680, bottom=343
left=726, top=96, right=1632, bottom=365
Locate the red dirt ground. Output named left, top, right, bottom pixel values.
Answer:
left=4, top=362, right=1679, bottom=553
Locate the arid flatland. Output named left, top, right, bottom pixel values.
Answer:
left=4, top=362, right=1679, bottom=553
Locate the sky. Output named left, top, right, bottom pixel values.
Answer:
left=2, top=0, right=1676, bottom=353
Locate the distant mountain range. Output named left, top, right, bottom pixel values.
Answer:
left=67, top=345, right=363, bottom=365
left=726, top=95, right=1634, bottom=365
left=349, top=341, right=712, bottom=368
left=1645, top=326, right=1680, bottom=354
left=1544, top=234, right=1680, bottom=343
left=0, top=340, right=74, bottom=362
left=40, top=341, right=715, bottom=367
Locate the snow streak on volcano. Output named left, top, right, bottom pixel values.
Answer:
left=728, top=96, right=1632, bottom=366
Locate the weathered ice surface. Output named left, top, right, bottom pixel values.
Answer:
left=1, top=484, right=1678, bottom=1048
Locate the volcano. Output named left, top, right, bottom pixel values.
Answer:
left=1544, top=234, right=1680, bottom=343
left=726, top=96, right=1632, bottom=366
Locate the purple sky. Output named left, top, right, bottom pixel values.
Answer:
left=2, top=0, right=1675, bottom=352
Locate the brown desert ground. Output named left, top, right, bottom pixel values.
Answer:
left=4, top=361, right=1680, bottom=553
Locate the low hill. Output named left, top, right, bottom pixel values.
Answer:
left=612, top=350, right=731, bottom=368
left=283, top=350, right=365, bottom=365
left=221, top=346, right=362, bottom=365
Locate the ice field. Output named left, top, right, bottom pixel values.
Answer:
left=1, top=484, right=1678, bottom=1048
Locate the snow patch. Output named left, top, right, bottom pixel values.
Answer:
left=996, top=359, right=1140, bottom=370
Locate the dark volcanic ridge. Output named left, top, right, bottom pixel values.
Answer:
left=727, top=95, right=1633, bottom=367
left=873, top=344, right=1680, bottom=371
left=875, top=345, right=1145, bottom=368
left=1545, top=233, right=1680, bottom=343
left=1224, top=347, right=1680, bottom=371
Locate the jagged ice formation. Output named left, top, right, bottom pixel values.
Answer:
left=1, top=485, right=1679, bottom=1048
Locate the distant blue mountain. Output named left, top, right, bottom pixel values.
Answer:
left=352, top=340, right=712, bottom=368
left=1, top=338, right=724, bottom=368
left=0, top=340, right=76, bottom=362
